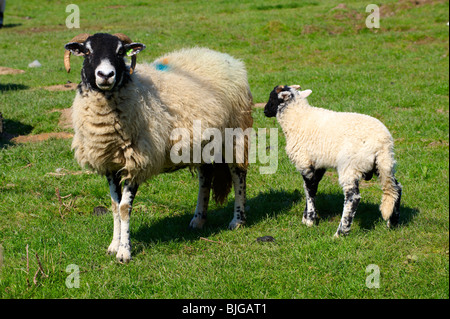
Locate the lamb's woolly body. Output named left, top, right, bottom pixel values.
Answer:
left=278, top=99, right=394, bottom=186
left=71, top=47, right=253, bottom=185
left=266, top=87, right=402, bottom=236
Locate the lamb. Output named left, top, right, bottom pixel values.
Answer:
left=64, top=33, right=253, bottom=262
left=264, top=85, right=402, bottom=237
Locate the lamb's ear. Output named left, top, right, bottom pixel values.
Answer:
left=278, top=91, right=292, bottom=101
left=288, top=85, right=301, bottom=90
left=298, top=89, right=312, bottom=99
left=275, top=85, right=284, bottom=94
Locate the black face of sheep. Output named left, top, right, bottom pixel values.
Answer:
left=264, top=85, right=292, bottom=117
left=64, top=33, right=146, bottom=92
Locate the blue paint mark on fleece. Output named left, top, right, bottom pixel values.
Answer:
left=154, top=61, right=170, bottom=72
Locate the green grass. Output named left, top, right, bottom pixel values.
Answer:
left=0, top=0, right=448, bottom=299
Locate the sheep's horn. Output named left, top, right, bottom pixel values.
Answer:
left=113, top=33, right=137, bottom=75
left=64, top=33, right=91, bottom=73
left=113, top=33, right=133, bottom=44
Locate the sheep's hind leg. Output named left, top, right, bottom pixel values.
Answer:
left=189, top=164, right=213, bottom=229
left=107, top=173, right=122, bottom=255
left=116, top=180, right=139, bottom=263
left=229, top=166, right=247, bottom=230
left=301, top=168, right=326, bottom=227
left=334, top=181, right=361, bottom=237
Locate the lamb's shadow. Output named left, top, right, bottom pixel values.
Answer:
left=314, top=192, right=419, bottom=230
left=133, top=189, right=302, bottom=245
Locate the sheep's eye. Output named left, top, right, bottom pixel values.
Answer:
left=117, top=48, right=124, bottom=56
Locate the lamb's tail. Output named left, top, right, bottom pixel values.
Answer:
left=211, top=162, right=232, bottom=205
left=376, top=143, right=402, bottom=226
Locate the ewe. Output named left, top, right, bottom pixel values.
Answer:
left=64, top=33, right=253, bottom=262
left=264, top=85, right=402, bottom=237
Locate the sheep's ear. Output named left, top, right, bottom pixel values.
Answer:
left=64, top=42, right=88, bottom=56
left=288, top=85, right=301, bottom=90
left=278, top=91, right=292, bottom=101
left=124, top=43, right=146, bottom=56
left=298, top=89, right=312, bottom=99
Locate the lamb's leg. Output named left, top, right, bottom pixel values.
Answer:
left=189, top=164, right=213, bottom=229
left=107, top=173, right=122, bottom=255
left=116, top=180, right=139, bottom=263
left=334, top=181, right=361, bottom=237
left=229, top=166, right=247, bottom=230
left=301, top=168, right=326, bottom=227
left=387, top=178, right=402, bottom=228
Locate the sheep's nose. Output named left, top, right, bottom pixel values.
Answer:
left=97, top=70, right=115, bottom=79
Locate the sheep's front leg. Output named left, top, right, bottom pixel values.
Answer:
left=107, top=173, right=122, bottom=255
left=229, top=166, right=247, bottom=230
left=334, top=181, right=361, bottom=237
left=301, top=168, right=326, bottom=227
left=190, top=164, right=213, bottom=229
left=116, top=180, right=139, bottom=263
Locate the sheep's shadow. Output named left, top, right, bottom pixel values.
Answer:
left=133, top=189, right=301, bottom=245
left=132, top=188, right=418, bottom=247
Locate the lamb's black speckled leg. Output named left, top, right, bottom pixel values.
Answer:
left=302, top=168, right=326, bottom=227
left=387, top=178, right=402, bottom=227
left=190, top=164, right=213, bottom=229
left=335, top=181, right=361, bottom=237
left=229, top=166, right=247, bottom=230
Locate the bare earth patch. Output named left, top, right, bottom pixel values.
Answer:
left=11, top=132, right=73, bottom=144
left=52, top=108, right=73, bottom=130
left=0, top=80, right=76, bottom=143
left=1, top=108, right=73, bottom=144
left=42, top=82, right=78, bottom=91
left=0, top=66, right=25, bottom=75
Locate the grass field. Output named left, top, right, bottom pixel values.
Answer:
left=0, top=0, right=448, bottom=299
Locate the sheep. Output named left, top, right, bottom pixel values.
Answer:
left=264, top=85, right=402, bottom=237
left=64, top=33, right=253, bottom=262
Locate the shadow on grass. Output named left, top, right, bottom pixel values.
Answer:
left=133, top=188, right=418, bottom=246
left=133, top=189, right=301, bottom=245
left=0, top=83, right=29, bottom=92
left=0, top=118, right=33, bottom=148
left=314, top=193, right=419, bottom=230
left=0, top=23, right=23, bottom=29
